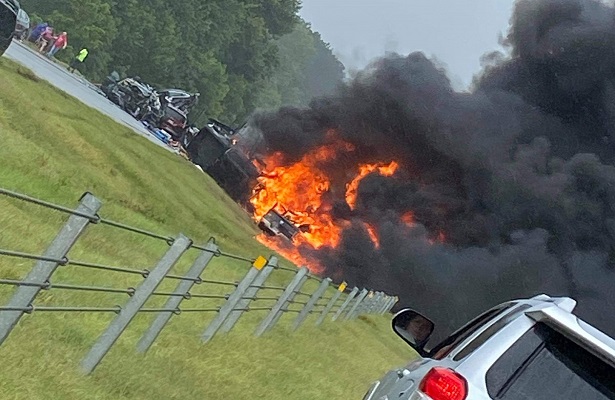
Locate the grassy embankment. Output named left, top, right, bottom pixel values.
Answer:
left=0, top=57, right=414, bottom=400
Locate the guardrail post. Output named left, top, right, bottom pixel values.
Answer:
left=315, top=282, right=346, bottom=326
left=383, top=296, right=395, bottom=314
left=346, top=288, right=369, bottom=320
left=270, top=274, right=308, bottom=328
left=378, top=296, right=391, bottom=314
left=388, top=296, right=398, bottom=312
left=367, top=292, right=382, bottom=314
left=332, top=287, right=358, bottom=322
left=354, top=291, right=370, bottom=317
left=386, top=296, right=398, bottom=313
left=292, top=278, right=331, bottom=331
left=362, top=291, right=377, bottom=316
left=364, top=292, right=371, bottom=314
left=136, top=239, right=218, bottom=353
left=377, top=293, right=387, bottom=313
left=0, top=193, right=102, bottom=346
left=219, top=256, right=278, bottom=334
left=81, top=234, right=191, bottom=375
left=376, top=293, right=391, bottom=315
left=201, top=256, right=268, bottom=343
left=254, top=267, right=309, bottom=337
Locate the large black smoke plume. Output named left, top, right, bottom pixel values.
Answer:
left=249, top=0, right=615, bottom=337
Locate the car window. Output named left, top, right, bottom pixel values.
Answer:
left=452, top=304, right=531, bottom=361
left=429, top=303, right=516, bottom=360
left=486, top=322, right=615, bottom=400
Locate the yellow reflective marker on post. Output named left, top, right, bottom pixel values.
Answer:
left=338, top=282, right=347, bottom=292
left=253, top=256, right=268, bottom=270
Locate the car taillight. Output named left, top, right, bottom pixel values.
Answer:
left=419, top=367, right=468, bottom=400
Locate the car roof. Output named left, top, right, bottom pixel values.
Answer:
left=447, top=295, right=615, bottom=366
left=161, top=89, right=191, bottom=96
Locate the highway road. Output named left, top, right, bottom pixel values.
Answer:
left=3, top=40, right=168, bottom=149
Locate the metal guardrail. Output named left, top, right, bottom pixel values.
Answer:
left=0, top=188, right=398, bottom=375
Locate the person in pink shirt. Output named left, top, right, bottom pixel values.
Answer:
left=38, top=27, right=55, bottom=52
left=47, top=32, right=67, bottom=58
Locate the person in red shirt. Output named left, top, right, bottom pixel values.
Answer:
left=47, top=32, right=67, bottom=58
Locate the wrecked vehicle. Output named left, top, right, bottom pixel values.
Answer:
left=364, top=294, right=615, bottom=400
left=208, top=118, right=236, bottom=138
left=186, top=123, right=260, bottom=206
left=12, top=7, right=27, bottom=40
left=0, top=0, right=19, bottom=55
left=100, top=71, right=124, bottom=105
left=158, top=89, right=199, bottom=114
left=257, top=207, right=301, bottom=242
left=116, top=77, right=161, bottom=120
left=157, top=104, right=188, bottom=140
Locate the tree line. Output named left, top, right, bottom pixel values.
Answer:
left=21, top=0, right=345, bottom=125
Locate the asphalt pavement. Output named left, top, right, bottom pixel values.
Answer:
left=2, top=40, right=168, bottom=150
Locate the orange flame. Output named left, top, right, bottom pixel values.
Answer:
left=345, top=161, right=399, bottom=210
left=365, top=223, right=380, bottom=248
left=255, top=234, right=325, bottom=273
left=250, top=141, right=355, bottom=250
left=249, top=139, right=405, bottom=271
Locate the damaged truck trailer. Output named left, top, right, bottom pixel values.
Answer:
left=186, top=122, right=261, bottom=208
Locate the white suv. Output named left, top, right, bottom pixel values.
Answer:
left=363, top=294, right=615, bottom=400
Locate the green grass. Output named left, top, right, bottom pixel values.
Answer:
left=0, top=57, right=415, bottom=399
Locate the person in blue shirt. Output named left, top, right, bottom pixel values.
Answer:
left=28, top=22, right=48, bottom=43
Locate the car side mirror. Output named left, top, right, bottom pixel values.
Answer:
left=392, top=309, right=435, bottom=354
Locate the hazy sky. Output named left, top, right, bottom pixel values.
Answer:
left=300, top=0, right=516, bottom=89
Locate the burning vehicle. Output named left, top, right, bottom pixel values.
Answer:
left=182, top=118, right=317, bottom=243
left=257, top=208, right=301, bottom=241
left=0, top=0, right=18, bottom=55
left=186, top=117, right=402, bottom=253
left=175, top=117, right=396, bottom=269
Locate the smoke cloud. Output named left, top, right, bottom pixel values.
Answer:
left=249, top=0, right=615, bottom=338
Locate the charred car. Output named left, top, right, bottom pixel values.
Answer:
left=257, top=207, right=301, bottom=242
left=0, top=0, right=19, bottom=55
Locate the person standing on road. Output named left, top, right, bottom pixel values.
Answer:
left=47, top=32, right=68, bottom=58
left=68, top=48, right=89, bottom=72
left=38, top=27, right=55, bottom=52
